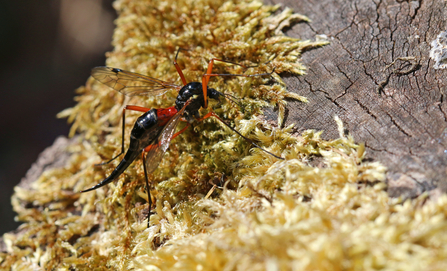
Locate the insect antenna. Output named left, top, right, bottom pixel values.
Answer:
left=204, top=112, right=284, bottom=160
left=220, top=92, right=243, bottom=108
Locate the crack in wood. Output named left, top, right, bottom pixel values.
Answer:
left=377, top=56, right=421, bottom=95
left=276, top=0, right=447, bottom=196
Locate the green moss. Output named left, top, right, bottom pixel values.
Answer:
left=3, top=0, right=447, bottom=270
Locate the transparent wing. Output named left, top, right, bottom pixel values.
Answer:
left=91, top=66, right=182, bottom=96
left=144, top=103, right=188, bottom=174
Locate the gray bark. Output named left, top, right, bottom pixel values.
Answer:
left=266, top=0, right=447, bottom=198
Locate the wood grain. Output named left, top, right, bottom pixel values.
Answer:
left=265, top=0, right=447, bottom=198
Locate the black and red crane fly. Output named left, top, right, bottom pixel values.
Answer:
left=81, top=51, right=283, bottom=227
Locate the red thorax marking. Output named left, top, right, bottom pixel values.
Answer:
left=156, top=107, right=178, bottom=126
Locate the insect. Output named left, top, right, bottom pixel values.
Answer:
left=81, top=49, right=283, bottom=227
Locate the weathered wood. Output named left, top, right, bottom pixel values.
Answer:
left=0, top=136, right=75, bottom=252
left=266, top=0, right=447, bottom=198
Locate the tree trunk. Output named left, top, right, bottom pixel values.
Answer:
left=265, top=0, right=447, bottom=198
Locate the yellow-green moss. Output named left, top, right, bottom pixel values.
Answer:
left=2, top=0, right=447, bottom=270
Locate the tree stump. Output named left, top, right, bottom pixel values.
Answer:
left=265, top=0, right=447, bottom=198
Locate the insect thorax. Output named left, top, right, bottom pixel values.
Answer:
left=175, top=82, right=221, bottom=122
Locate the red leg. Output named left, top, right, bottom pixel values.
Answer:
left=143, top=123, right=190, bottom=153
left=196, top=111, right=214, bottom=122
left=125, top=105, right=151, bottom=113
left=96, top=105, right=151, bottom=166
left=140, top=122, right=190, bottom=227
left=201, top=58, right=275, bottom=108
left=202, top=58, right=240, bottom=108
left=144, top=143, right=158, bottom=152
left=174, top=48, right=188, bottom=86
left=171, top=123, right=190, bottom=140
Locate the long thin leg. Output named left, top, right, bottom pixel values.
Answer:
left=96, top=105, right=151, bottom=166
left=95, top=108, right=127, bottom=166
left=174, top=48, right=189, bottom=86
left=197, top=111, right=283, bottom=160
left=143, top=123, right=190, bottom=153
left=205, top=70, right=275, bottom=79
left=203, top=58, right=261, bottom=86
left=171, top=123, right=190, bottom=140
left=201, top=58, right=275, bottom=108
left=125, top=105, right=151, bottom=113
left=142, top=152, right=152, bottom=228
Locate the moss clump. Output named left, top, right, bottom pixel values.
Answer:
left=3, top=0, right=447, bottom=270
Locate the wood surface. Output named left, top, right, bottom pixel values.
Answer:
left=264, top=0, right=447, bottom=198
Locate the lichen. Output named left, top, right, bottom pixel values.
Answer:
left=3, top=0, right=447, bottom=270
left=430, top=31, right=447, bottom=70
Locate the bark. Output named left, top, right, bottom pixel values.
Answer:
left=0, top=136, right=75, bottom=252
left=265, top=0, right=447, bottom=198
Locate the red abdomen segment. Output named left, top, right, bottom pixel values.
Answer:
left=156, top=107, right=178, bottom=126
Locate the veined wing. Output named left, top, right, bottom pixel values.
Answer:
left=91, top=66, right=182, bottom=96
left=144, top=102, right=188, bottom=174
